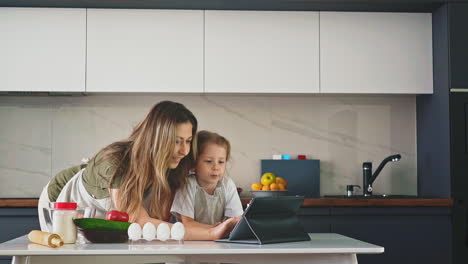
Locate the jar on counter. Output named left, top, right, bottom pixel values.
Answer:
left=52, top=202, right=77, bottom=244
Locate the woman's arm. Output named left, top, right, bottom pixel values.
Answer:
left=133, top=204, right=172, bottom=228
left=110, top=189, right=172, bottom=228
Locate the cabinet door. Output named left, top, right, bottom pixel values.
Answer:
left=0, top=8, right=86, bottom=92
left=86, top=9, right=203, bottom=92
left=449, top=3, right=468, bottom=89
left=0, top=208, right=40, bottom=264
left=320, top=12, right=433, bottom=94
left=450, top=92, right=468, bottom=199
left=205, top=11, right=320, bottom=93
left=450, top=93, right=468, bottom=264
left=330, top=208, right=451, bottom=264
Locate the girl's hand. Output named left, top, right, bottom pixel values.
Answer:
left=214, top=216, right=240, bottom=228
left=209, top=217, right=238, bottom=240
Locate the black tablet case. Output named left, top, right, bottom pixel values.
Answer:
left=216, top=196, right=311, bottom=244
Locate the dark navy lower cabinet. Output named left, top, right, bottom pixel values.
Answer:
left=298, top=208, right=332, bottom=233
left=0, top=208, right=40, bottom=264
left=330, top=207, right=452, bottom=264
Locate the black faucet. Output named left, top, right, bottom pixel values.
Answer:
left=363, top=154, right=401, bottom=196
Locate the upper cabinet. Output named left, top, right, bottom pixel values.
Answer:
left=449, top=3, right=468, bottom=89
left=0, top=8, right=86, bottom=92
left=86, top=9, right=204, bottom=93
left=1, top=9, right=434, bottom=94
left=320, top=12, right=433, bottom=94
left=204, top=11, right=320, bottom=93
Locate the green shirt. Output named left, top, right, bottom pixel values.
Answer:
left=47, top=151, right=123, bottom=201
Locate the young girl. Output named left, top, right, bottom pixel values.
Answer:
left=171, top=130, right=243, bottom=231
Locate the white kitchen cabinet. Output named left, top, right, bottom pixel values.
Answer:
left=320, top=12, right=433, bottom=94
left=86, top=9, right=204, bottom=93
left=0, top=8, right=86, bottom=92
left=205, top=11, right=320, bottom=93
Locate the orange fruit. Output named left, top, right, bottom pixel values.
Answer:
left=251, top=183, right=263, bottom=191
left=277, top=183, right=286, bottom=191
left=262, top=185, right=270, bottom=191
left=270, top=183, right=280, bottom=191
left=276, top=177, right=288, bottom=187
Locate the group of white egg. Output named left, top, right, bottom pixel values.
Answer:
left=127, top=222, right=185, bottom=241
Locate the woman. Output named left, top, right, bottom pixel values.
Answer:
left=38, top=101, right=238, bottom=240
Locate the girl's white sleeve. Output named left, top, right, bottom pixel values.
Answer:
left=224, top=177, right=244, bottom=217
left=170, top=177, right=196, bottom=220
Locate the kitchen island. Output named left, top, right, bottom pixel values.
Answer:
left=0, top=233, right=383, bottom=264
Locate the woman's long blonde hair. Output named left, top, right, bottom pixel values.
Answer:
left=97, top=101, right=197, bottom=221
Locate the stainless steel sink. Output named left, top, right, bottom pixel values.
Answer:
left=324, top=194, right=418, bottom=199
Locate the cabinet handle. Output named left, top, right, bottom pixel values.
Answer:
left=450, top=88, right=468, bottom=92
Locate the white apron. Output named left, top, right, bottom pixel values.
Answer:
left=38, top=168, right=115, bottom=232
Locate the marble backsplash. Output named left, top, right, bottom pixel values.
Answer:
left=0, top=94, right=416, bottom=198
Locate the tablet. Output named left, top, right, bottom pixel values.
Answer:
left=216, top=196, right=310, bottom=244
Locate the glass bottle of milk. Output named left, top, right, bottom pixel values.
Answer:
left=52, top=202, right=77, bottom=244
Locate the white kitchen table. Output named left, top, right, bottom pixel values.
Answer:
left=0, top=233, right=383, bottom=264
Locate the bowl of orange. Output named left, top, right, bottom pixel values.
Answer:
left=250, top=190, right=288, bottom=197
left=250, top=174, right=288, bottom=197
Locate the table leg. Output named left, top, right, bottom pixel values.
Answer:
left=11, top=256, right=29, bottom=264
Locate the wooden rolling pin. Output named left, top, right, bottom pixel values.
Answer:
left=28, top=230, right=64, bottom=248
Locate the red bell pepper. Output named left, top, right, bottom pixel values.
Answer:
left=105, top=210, right=129, bottom=222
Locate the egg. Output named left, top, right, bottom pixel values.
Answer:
left=156, top=223, right=170, bottom=241
left=142, top=222, right=156, bottom=241
left=127, top=223, right=142, bottom=241
left=170, top=222, right=185, bottom=241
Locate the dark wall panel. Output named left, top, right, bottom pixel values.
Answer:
left=417, top=4, right=451, bottom=198
left=449, top=3, right=468, bottom=88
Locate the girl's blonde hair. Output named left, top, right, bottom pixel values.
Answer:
left=196, top=130, right=231, bottom=161
left=98, top=101, right=197, bottom=221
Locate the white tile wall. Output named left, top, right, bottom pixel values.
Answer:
left=0, top=94, right=416, bottom=197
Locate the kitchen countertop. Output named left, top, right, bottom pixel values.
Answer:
left=0, top=197, right=453, bottom=208
left=0, top=233, right=383, bottom=256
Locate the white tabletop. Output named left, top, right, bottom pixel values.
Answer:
left=0, top=233, right=383, bottom=256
